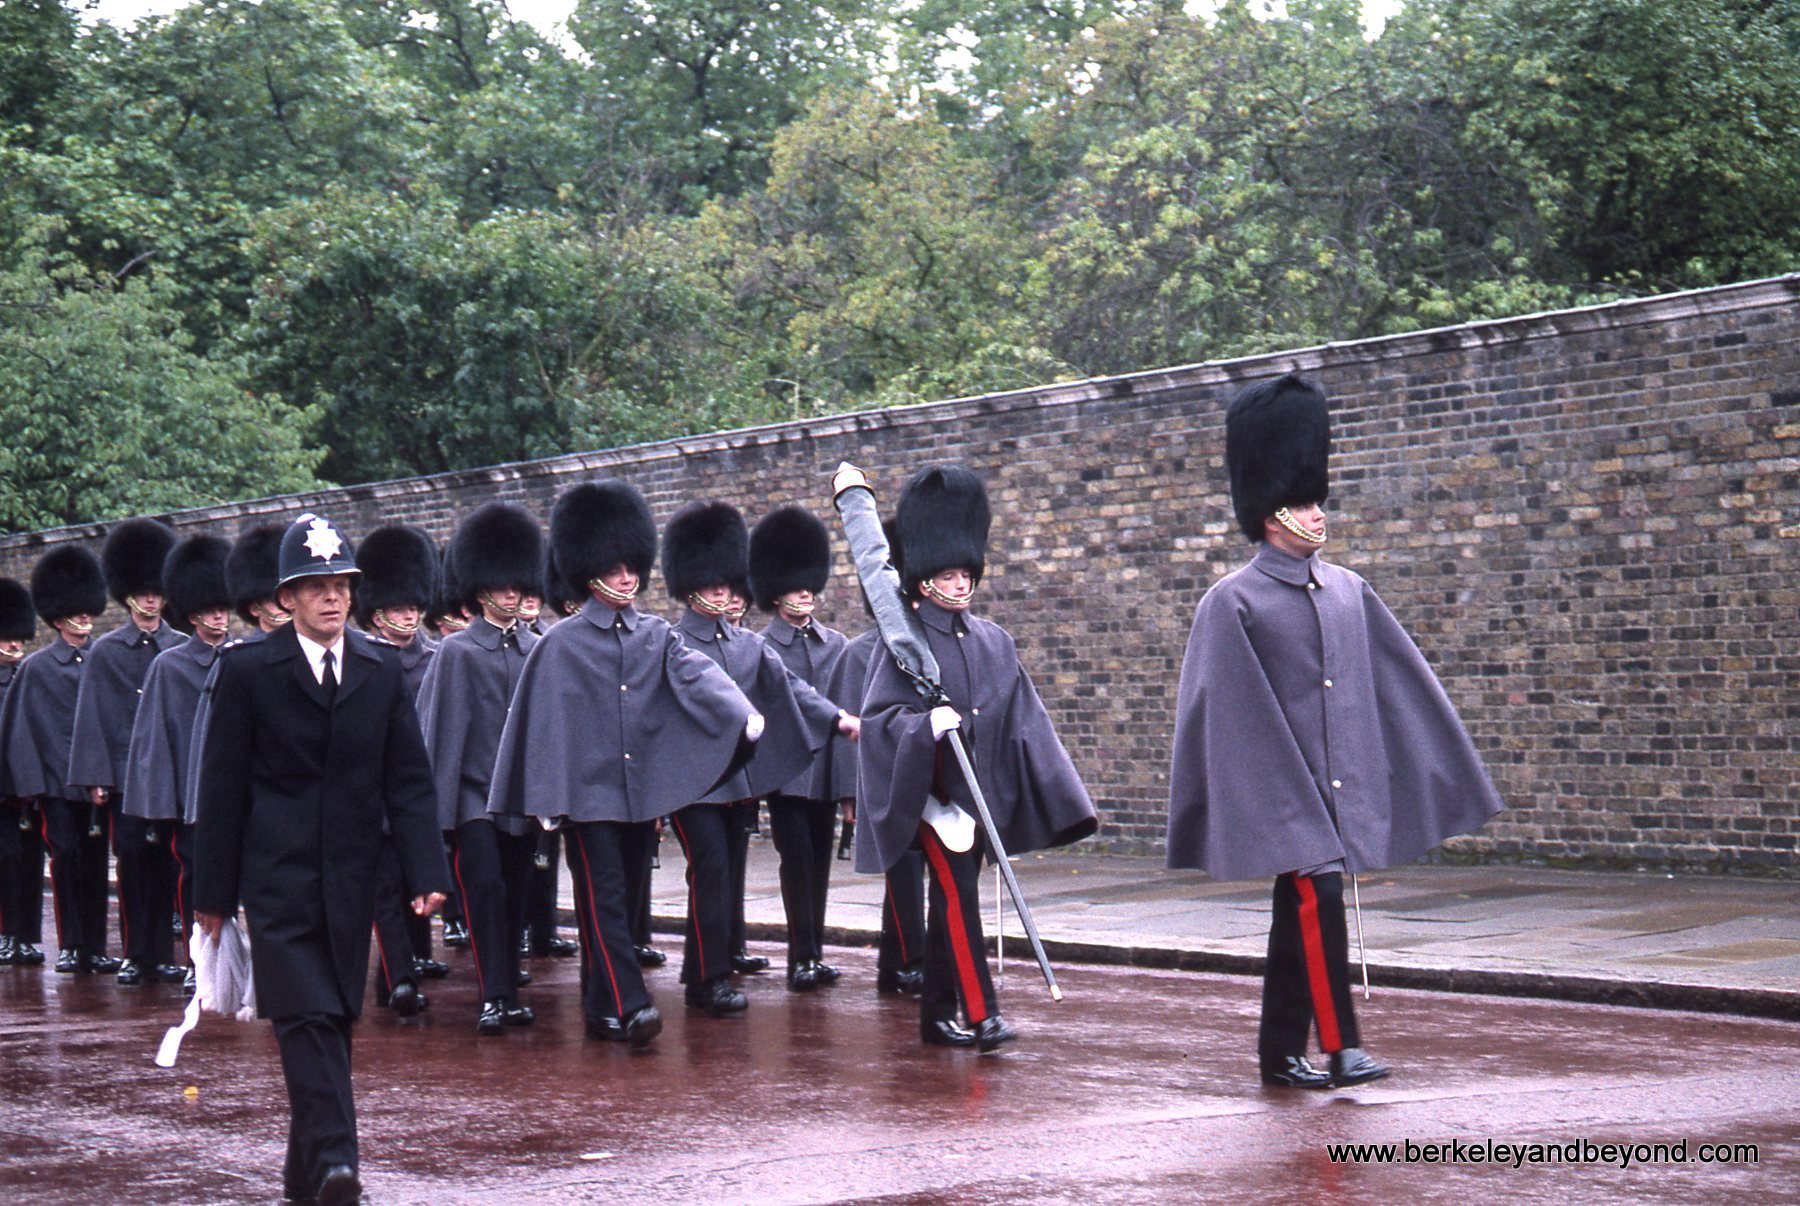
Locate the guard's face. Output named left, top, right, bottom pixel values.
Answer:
left=279, top=575, right=353, bottom=645
left=777, top=589, right=816, bottom=622
left=0, top=638, right=22, bottom=661
left=480, top=585, right=524, bottom=624
left=128, top=592, right=164, bottom=620
left=727, top=591, right=748, bottom=622
left=52, top=614, right=94, bottom=644
left=923, top=568, right=974, bottom=611
left=594, top=564, right=639, bottom=606
left=518, top=595, right=542, bottom=622
left=190, top=607, right=232, bottom=642
left=375, top=604, right=422, bottom=636
left=691, top=583, right=733, bottom=612
left=1263, top=501, right=1328, bottom=554
left=251, top=599, right=292, bottom=632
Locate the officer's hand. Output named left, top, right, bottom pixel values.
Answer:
left=837, top=711, right=861, bottom=741
left=412, top=893, right=447, bottom=917
left=840, top=799, right=855, bottom=823
left=928, top=706, right=962, bottom=740
left=88, top=786, right=106, bottom=806
left=196, top=911, right=224, bottom=943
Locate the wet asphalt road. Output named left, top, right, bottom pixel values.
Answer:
left=2, top=938, right=1794, bottom=1204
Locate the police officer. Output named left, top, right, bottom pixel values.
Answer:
left=194, top=513, right=450, bottom=1205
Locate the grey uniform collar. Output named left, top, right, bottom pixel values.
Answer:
left=1251, top=543, right=1325, bottom=588
left=580, top=595, right=640, bottom=632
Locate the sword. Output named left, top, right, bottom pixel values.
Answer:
left=831, top=463, right=1062, bottom=1002
left=1351, top=873, right=1370, bottom=1000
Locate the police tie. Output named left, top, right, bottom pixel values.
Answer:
left=322, top=649, right=339, bottom=707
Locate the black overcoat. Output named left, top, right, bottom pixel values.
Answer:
left=121, top=635, right=218, bottom=822
left=0, top=639, right=88, bottom=801
left=854, top=600, right=1097, bottom=874
left=67, top=619, right=184, bottom=792
left=487, top=597, right=754, bottom=825
left=192, top=624, right=451, bottom=1018
left=415, top=618, right=534, bottom=831
left=759, top=617, right=852, bottom=800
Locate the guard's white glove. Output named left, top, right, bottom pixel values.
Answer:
left=745, top=712, right=766, bottom=742
left=929, top=705, right=962, bottom=740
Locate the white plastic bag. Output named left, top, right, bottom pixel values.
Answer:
left=155, top=919, right=257, bottom=1068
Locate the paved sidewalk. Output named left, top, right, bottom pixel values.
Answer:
left=619, top=838, right=1800, bottom=1020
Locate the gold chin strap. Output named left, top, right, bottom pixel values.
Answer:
left=920, top=579, right=974, bottom=609
left=62, top=616, right=95, bottom=635
left=373, top=609, right=420, bottom=637
left=195, top=617, right=231, bottom=638
left=0, top=646, right=23, bottom=662
left=127, top=597, right=162, bottom=619
left=479, top=591, right=522, bottom=618
left=255, top=602, right=293, bottom=626
left=687, top=592, right=732, bottom=617
left=518, top=603, right=541, bottom=622
left=781, top=598, right=818, bottom=617
left=1274, top=507, right=1328, bottom=545
left=588, top=578, right=638, bottom=606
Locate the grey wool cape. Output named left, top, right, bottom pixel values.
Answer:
left=823, top=629, right=879, bottom=802
left=1166, top=544, right=1506, bottom=882
left=854, top=600, right=1098, bottom=875
left=676, top=608, right=838, bottom=804
left=415, top=618, right=535, bottom=832
left=487, top=597, right=755, bottom=826
left=0, top=639, right=88, bottom=801
left=66, top=619, right=184, bottom=791
left=121, top=635, right=219, bottom=822
left=760, top=618, right=852, bottom=800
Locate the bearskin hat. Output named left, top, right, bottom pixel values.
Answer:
left=352, top=524, right=439, bottom=629
left=449, top=502, right=543, bottom=611
left=1225, top=372, right=1330, bottom=543
left=101, top=517, right=176, bottom=605
left=662, top=500, right=748, bottom=601
left=30, top=545, right=107, bottom=624
left=0, top=577, right=37, bottom=641
left=748, top=505, right=832, bottom=613
left=895, top=464, right=989, bottom=598
left=227, top=523, right=286, bottom=624
left=550, top=479, right=657, bottom=598
left=542, top=547, right=584, bottom=618
left=162, top=534, right=232, bottom=634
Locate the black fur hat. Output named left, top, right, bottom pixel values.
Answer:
left=550, top=479, right=657, bottom=597
left=749, top=505, right=832, bottom=612
left=542, top=547, right=584, bottom=617
left=0, top=577, right=36, bottom=641
left=662, top=500, right=748, bottom=600
left=895, top=464, right=989, bottom=598
left=1225, top=372, right=1330, bottom=543
left=227, top=523, right=286, bottom=624
left=101, top=517, right=176, bottom=605
left=450, top=502, right=544, bottom=611
left=30, top=545, right=107, bottom=623
left=353, top=524, right=439, bottom=629
left=163, top=534, right=232, bottom=635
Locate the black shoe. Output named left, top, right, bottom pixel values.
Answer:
left=150, top=963, right=187, bottom=984
left=86, top=953, right=122, bottom=975
left=116, top=959, right=145, bottom=986
left=14, top=942, right=44, bottom=966
left=501, top=1003, right=535, bottom=1027
left=634, top=945, right=667, bottom=968
left=412, top=957, right=450, bottom=980
left=921, top=1018, right=976, bottom=1047
left=442, top=919, right=469, bottom=948
left=0, top=936, right=15, bottom=964
left=544, top=936, right=579, bottom=958
left=1329, top=1047, right=1391, bottom=1087
left=786, top=964, right=818, bottom=992
left=1260, top=1054, right=1333, bottom=1089
left=731, top=952, right=769, bottom=974
left=390, top=981, right=424, bottom=1018
left=515, top=967, right=532, bottom=988
left=623, top=1004, right=662, bottom=1048
left=55, top=948, right=82, bottom=974
left=317, top=1163, right=361, bottom=1206
left=876, top=968, right=924, bottom=996
left=182, top=966, right=196, bottom=997
left=810, top=960, right=841, bottom=985
left=586, top=1015, right=625, bottom=1042
left=477, top=999, right=506, bottom=1036
left=975, top=1015, right=1017, bottom=1053
left=685, top=978, right=748, bottom=1017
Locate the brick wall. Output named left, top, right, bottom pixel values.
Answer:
left=6, top=277, right=1797, bottom=873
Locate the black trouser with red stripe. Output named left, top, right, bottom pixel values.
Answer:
left=1259, top=871, right=1360, bottom=1060
left=371, top=837, right=419, bottom=1000
left=918, top=825, right=997, bottom=1027
left=526, top=829, right=560, bottom=952
left=627, top=820, right=657, bottom=948
left=668, top=803, right=741, bottom=986
left=451, top=818, right=534, bottom=1008
left=172, top=822, right=195, bottom=952
left=3, top=803, right=45, bottom=943
left=879, top=850, right=926, bottom=976
left=115, top=810, right=177, bottom=968
left=564, top=820, right=652, bottom=1023
left=728, top=802, right=755, bottom=956
left=767, top=794, right=835, bottom=972
left=43, top=798, right=109, bottom=958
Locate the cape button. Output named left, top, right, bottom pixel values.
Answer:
left=1324, top=679, right=1334, bottom=688
left=1331, top=779, right=1342, bottom=789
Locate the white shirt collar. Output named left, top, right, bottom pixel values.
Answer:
left=294, top=629, right=346, bottom=684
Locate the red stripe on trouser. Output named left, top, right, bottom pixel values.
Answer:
left=887, top=891, right=910, bottom=964
left=1294, top=875, right=1342, bottom=1052
left=920, top=828, right=987, bottom=1025
left=170, top=829, right=189, bottom=929
left=669, top=812, right=708, bottom=977
left=42, top=813, right=64, bottom=947
left=571, top=830, right=627, bottom=1016
left=451, top=841, right=485, bottom=1000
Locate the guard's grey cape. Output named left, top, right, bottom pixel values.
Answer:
left=759, top=618, right=852, bottom=800
left=487, top=597, right=754, bottom=825
left=389, top=631, right=437, bottom=700
left=67, top=618, right=184, bottom=791
left=1166, top=544, right=1506, bottom=881
left=0, top=639, right=88, bottom=801
left=121, top=635, right=219, bottom=822
left=416, top=617, right=535, bottom=831
left=823, top=628, right=879, bottom=801
left=854, top=600, right=1098, bottom=874
left=675, top=608, right=837, bottom=803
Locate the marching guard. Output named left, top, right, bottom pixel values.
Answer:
left=1166, top=373, right=1506, bottom=1089
left=0, top=577, right=47, bottom=967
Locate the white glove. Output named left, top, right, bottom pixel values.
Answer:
left=929, top=706, right=962, bottom=740
left=745, top=712, right=766, bottom=742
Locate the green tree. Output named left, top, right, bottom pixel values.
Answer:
left=0, top=225, right=322, bottom=534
